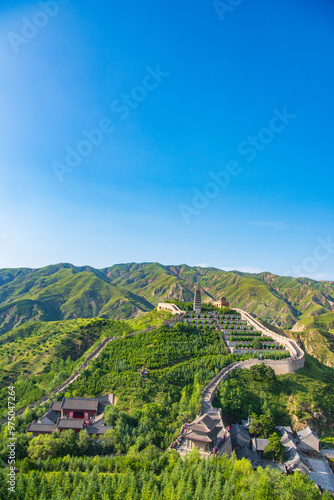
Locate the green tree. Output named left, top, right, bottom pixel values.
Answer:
left=251, top=337, right=262, bottom=350
left=263, top=433, right=285, bottom=462
left=250, top=415, right=275, bottom=438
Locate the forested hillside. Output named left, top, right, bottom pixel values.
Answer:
left=0, top=318, right=133, bottom=415
left=2, top=448, right=331, bottom=500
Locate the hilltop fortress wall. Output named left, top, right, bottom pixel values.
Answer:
left=157, top=302, right=183, bottom=315
left=201, top=308, right=305, bottom=414
left=235, top=308, right=305, bottom=373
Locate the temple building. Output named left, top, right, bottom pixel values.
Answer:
left=214, top=296, right=230, bottom=308
left=193, top=288, right=202, bottom=314
left=26, top=396, right=113, bottom=437
left=59, top=398, right=99, bottom=420
left=183, top=413, right=228, bottom=454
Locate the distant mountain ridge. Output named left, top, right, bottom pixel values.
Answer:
left=0, top=262, right=333, bottom=335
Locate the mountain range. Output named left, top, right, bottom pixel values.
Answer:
left=0, top=261, right=333, bottom=331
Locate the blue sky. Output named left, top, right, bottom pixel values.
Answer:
left=0, top=0, right=333, bottom=279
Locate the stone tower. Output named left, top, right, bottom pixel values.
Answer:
left=193, top=287, right=202, bottom=314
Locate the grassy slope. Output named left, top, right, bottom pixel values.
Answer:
left=0, top=318, right=133, bottom=414
left=290, top=312, right=334, bottom=368
left=0, top=264, right=153, bottom=333
left=126, top=309, right=173, bottom=330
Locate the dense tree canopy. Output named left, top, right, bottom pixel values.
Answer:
left=1, top=447, right=331, bottom=500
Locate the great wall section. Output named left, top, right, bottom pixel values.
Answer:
left=200, top=308, right=305, bottom=417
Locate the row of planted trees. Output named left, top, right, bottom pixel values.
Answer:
left=2, top=445, right=330, bottom=500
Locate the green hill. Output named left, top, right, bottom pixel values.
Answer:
left=102, top=263, right=334, bottom=328
left=0, top=264, right=153, bottom=333
left=1, top=262, right=334, bottom=365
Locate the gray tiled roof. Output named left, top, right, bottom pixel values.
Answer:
left=237, top=445, right=261, bottom=463
left=50, top=401, right=62, bottom=412
left=27, top=422, right=56, bottom=433
left=57, top=418, right=84, bottom=430
left=187, top=414, right=218, bottom=433
left=252, top=438, right=269, bottom=451
left=230, top=424, right=250, bottom=439
left=60, top=398, right=99, bottom=411
left=297, top=426, right=319, bottom=440
left=43, top=410, right=59, bottom=423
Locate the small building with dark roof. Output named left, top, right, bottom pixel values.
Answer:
left=85, top=425, right=113, bottom=436
left=184, top=414, right=225, bottom=453
left=60, top=398, right=99, bottom=419
left=230, top=424, right=251, bottom=449
left=296, top=426, right=320, bottom=452
left=27, top=422, right=57, bottom=436
left=57, top=418, right=85, bottom=432
left=40, top=410, right=59, bottom=425
left=50, top=401, right=62, bottom=413
left=237, top=445, right=261, bottom=464
left=252, top=437, right=269, bottom=457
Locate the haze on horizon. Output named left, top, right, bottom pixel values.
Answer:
left=0, top=0, right=333, bottom=280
